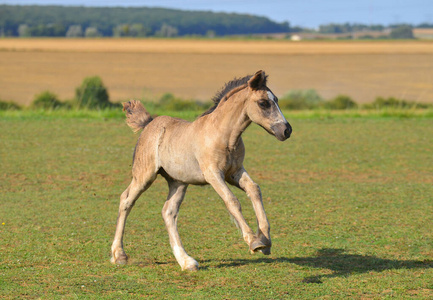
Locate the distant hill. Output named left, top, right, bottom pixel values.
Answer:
left=0, top=5, right=290, bottom=37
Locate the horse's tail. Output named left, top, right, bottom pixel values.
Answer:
left=122, top=100, right=153, bottom=133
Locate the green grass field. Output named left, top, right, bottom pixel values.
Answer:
left=1, top=110, right=432, bottom=299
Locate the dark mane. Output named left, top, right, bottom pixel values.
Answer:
left=199, top=74, right=253, bottom=117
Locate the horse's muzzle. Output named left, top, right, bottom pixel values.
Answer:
left=272, top=122, right=292, bottom=141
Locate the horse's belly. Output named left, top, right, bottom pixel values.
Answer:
left=160, top=155, right=206, bottom=185
left=155, top=117, right=207, bottom=184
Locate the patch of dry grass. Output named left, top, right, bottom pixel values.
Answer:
left=1, top=39, right=433, bottom=106
left=2, top=39, right=433, bottom=55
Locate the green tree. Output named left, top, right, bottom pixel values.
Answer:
left=18, top=24, right=30, bottom=37
left=85, top=27, right=101, bottom=37
left=66, top=25, right=83, bottom=37
left=113, top=24, right=130, bottom=37
left=75, top=76, right=110, bottom=109
left=31, top=91, right=64, bottom=109
left=155, top=23, right=178, bottom=37
left=324, top=95, right=358, bottom=110
left=390, top=25, right=414, bottom=39
left=130, top=23, right=150, bottom=37
left=279, top=89, right=324, bottom=110
left=0, top=100, right=21, bottom=110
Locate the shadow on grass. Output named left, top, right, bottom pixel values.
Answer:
left=211, top=248, right=433, bottom=284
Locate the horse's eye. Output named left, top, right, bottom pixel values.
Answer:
left=258, top=100, right=271, bottom=109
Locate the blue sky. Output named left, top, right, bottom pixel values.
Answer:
left=1, top=0, right=432, bottom=28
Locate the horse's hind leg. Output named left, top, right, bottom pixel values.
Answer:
left=161, top=180, right=198, bottom=271
left=111, top=173, right=156, bottom=264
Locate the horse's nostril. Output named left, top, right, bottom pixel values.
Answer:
left=284, top=128, right=291, bottom=138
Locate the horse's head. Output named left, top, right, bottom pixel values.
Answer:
left=245, top=70, right=292, bottom=141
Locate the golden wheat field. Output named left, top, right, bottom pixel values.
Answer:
left=1, top=38, right=433, bottom=105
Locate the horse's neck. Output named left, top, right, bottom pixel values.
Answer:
left=208, top=96, right=251, bottom=150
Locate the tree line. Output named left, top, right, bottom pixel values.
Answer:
left=317, top=22, right=432, bottom=39
left=0, top=5, right=290, bottom=37
left=1, top=5, right=431, bottom=39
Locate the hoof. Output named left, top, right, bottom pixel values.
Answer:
left=182, top=258, right=199, bottom=271
left=249, top=234, right=272, bottom=254
left=183, top=264, right=199, bottom=271
left=260, top=247, right=271, bottom=255
left=111, top=253, right=128, bottom=265
left=249, top=239, right=266, bottom=253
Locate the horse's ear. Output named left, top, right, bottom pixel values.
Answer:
left=248, top=70, right=267, bottom=90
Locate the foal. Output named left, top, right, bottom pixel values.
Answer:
left=111, top=70, right=292, bottom=271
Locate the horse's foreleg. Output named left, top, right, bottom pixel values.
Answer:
left=162, top=181, right=198, bottom=271
left=111, top=176, right=154, bottom=264
left=231, top=168, right=272, bottom=255
left=204, top=169, right=258, bottom=252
